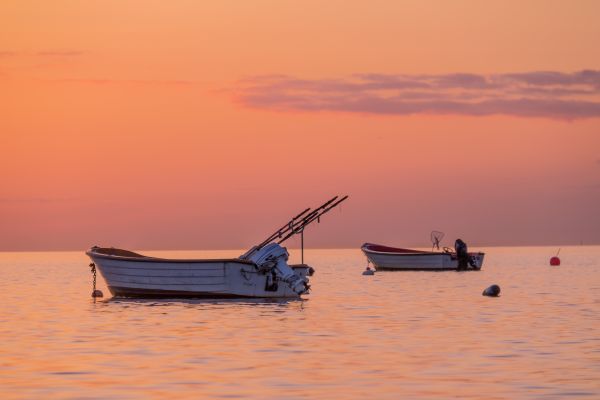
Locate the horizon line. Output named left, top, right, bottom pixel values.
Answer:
left=0, top=243, right=597, bottom=253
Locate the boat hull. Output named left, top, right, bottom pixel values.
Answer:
left=87, top=249, right=311, bottom=298
left=362, top=243, right=484, bottom=271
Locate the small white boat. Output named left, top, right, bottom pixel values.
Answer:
left=86, top=246, right=313, bottom=298
left=361, top=242, right=484, bottom=271
left=87, top=196, right=348, bottom=299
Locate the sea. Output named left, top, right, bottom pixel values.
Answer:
left=0, top=246, right=598, bottom=399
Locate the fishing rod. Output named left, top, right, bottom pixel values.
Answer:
left=274, top=195, right=340, bottom=242
left=253, top=196, right=339, bottom=251
left=255, top=206, right=312, bottom=250
left=277, top=195, right=349, bottom=245
left=241, top=195, right=349, bottom=262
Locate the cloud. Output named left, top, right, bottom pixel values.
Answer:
left=0, top=51, right=19, bottom=58
left=36, top=50, right=85, bottom=57
left=51, top=78, right=195, bottom=87
left=0, top=196, right=75, bottom=203
left=0, top=50, right=85, bottom=58
left=502, top=70, right=600, bottom=87
left=233, top=70, right=600, bottom=119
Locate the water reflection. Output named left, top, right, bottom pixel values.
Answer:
left=98, top=297, right=306, bottom=316
left=0, top=247, right=598, bottom=399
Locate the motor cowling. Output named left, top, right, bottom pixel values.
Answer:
left=455, top=238, right=479, bottom=269
left=455, top=239, right=467, bottom=257
left=455, top=238, right=469, bottom=269
left=246, top=243, right=308, bottom=294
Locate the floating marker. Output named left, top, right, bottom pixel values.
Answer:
left=362, top=266, right=375, bottom=275
left=92, top=289, right=104, bottom=298
left=482, top=284, right=500, bottom=297
left=550, top=248, right=561, bottom=266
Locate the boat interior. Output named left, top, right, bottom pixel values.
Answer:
left=91, top=247, right=147, bottom=258
left=87, top=247, right=311, bottom=267
left=87, top=247, right=257, bottom=264
left=362, top=243, right=437, bottom=254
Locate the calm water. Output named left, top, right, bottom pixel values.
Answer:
left=0, top=246, right=599, bottom=399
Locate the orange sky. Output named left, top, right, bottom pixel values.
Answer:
left=1, top=1, right=599, bottom=251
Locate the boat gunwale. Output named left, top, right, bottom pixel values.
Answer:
left=374, top=266, right=460, bottom=271
left=86, top=248, right=257, bottom=265
left=363, top=249, right=452, bottom=257
left=107, top=286, right=284, bottom=298
left=361, top=243, right=450, bottom=257
left=361, top=243, right=484, bottom=257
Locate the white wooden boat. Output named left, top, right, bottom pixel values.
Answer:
left=86, top=196, right=348, bottom=299
left=361, top=243, right=484, bottom=271
left=86, top=246, right=313, bottom=298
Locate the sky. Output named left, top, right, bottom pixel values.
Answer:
left=1, top=0, right=599, bottom=251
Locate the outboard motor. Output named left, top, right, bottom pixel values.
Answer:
left=455, top=238, right=469, bottom=270
left=246, top=243, right=308, bottom=295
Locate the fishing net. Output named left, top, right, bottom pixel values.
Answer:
left=431, top=230, right=445, bottom=251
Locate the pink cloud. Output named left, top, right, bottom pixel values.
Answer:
left=36, top=50, right=85, bottom=57
left=50, top=78, right=195, bottom=87
left=234, top=70, right=600, bottom=119
left=0, top=51, right=19, bottom=57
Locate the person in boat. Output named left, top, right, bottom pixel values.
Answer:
left=455, top=238, right=469, bottom=270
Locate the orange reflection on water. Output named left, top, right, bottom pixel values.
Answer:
left=0, top=246, right=599, bottom=398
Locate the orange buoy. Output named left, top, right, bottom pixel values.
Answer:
left=550, top=249, right=561, bottom=266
